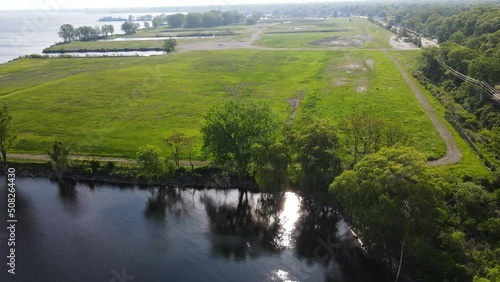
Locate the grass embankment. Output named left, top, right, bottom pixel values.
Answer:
left=43, top=26, right=251, bottom=53
left=388, top=50, right=491, bottom=179
left=117, top=25, right=250, bottom=38
left=43, top=40, right=166, bottom=53
left=256, top=17, right=393, bottom=49
left=1, top=50, right=444, bottom=163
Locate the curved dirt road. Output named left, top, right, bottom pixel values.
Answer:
left=384, top=51, right=461, bottom=166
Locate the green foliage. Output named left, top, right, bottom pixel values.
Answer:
left=202, top=11, right=222, bottom=28
left=74, top=26, right=100, bottom=41
left=0, top=105, right=16, bottom=171
left=340, top=112, right=410, bottom=166
left=255, top=141, right=290, bottom=194
left=201, top=100, right=278, bottom=177
left=152, top=16, right=164, bottom=29
left=411, top=5, right=500, bottom=170
left=121, top=21, right=138, bottom=35
left=163, top=38, right=177, bottom=53
left=164, top=132, right=187, bottom=166
left=58, top=24, right=74, bottom=42
left=291, top=118, right=342, bottom=194
left=90, top=160, right=100, bottom=174
left=101, top=25, right=114, bottom=36
left=47, top=140, right=71, bottom=179
left=136, top=145, right=164, bottom=181
left=330, top=146, right=448, bottom=279
left=166, top=13, right=185, bottom=28
left=185, top=13, right=203, bottom=28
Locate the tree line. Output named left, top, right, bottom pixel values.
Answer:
left=162, top=11, right=245, bottom=29
left=58, top=24, right=115, bottom=42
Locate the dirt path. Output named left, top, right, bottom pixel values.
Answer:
left=384, top=51, right=461, bottom=166
left=177, top=26, right=270, bottom=52
left=7, top=153, right=208, bottom=167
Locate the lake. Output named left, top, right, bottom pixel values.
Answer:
left=0, top=177, right=387, bottom=281
left=0, top=10, right=173, bottom=64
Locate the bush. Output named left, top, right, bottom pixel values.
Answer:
left=90, top=160, right=100, bottom=174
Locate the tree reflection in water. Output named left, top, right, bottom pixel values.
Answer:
left=144, top=186, right=187, bottom=221
left=201, top=190, right=284, bottom=261
left=294, top=200, right=384, bottom=281
left=57, top=178, right=77, bottom=202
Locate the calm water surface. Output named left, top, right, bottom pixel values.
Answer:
left=0, top=11, right=171, bottom=64
left=0, top=177, right=386, bottom=282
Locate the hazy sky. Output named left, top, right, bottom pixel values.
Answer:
left=2, top=0, right=351, bottom=11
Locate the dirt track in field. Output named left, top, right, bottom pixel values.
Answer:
left=384, top=51, right=461, bottom=166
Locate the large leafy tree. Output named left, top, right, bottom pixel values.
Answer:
left=58, top=24, right=74, bottom=42
left=330, top=146, right=446, bottom=280
left=292, top=118, right=342, bottom=194
left=166, top=13, right=185, bottom=28
left=0, top=105, right=16, bottom=173
left=255, top=141, right=290, bottom=194
left=163, top=38, right=177, bottom=53
left=184, top=13, right=203, bottom=28
left=201, top=100, right=277, bottom=177
left=121, top=21, right=138, bottom=35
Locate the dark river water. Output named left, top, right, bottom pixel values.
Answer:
left=0, top=177, right=387, bottom=282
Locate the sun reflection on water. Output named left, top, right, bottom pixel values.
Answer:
left=271, top=269, right=298, bottom=282
left=275, top=192, right=301, bottom=249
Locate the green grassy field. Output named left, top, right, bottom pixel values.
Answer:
left=256, top=18, right=393, bottom=49
left=1, top=50, right=445, bottom=163
left=119, top=25, right=249, bottom=38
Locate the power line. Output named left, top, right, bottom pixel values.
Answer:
left=438, top=60, right=500, bottom=104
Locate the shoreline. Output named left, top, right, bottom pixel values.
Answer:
left=4, top=161, right=261, bottom=192
left=42, top=47, right=164, bottom=53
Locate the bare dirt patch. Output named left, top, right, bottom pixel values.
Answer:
left=309, top=34, right=372, bottom=48
left=332, top=77, right=347, bottom=86
left=356, top=86, right=368, bottom=93
left=345, top=63, right=363, bottom=70
left=288, top=90, right=304, bottom=123
left=365, top=59, right=375, bottom=70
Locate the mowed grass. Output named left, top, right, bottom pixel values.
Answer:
left=0, top=50, right=447, bottom=164
left=389, top=50, right=492, bottom=179
left=256, top=18, right=393, bottom=49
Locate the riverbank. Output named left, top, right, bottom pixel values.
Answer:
left=42, top=40, right=166, bottom=53
left=5, top=160, right=260, bottom=191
